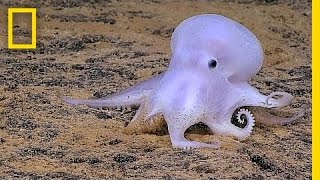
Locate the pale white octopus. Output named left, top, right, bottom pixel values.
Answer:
left=64, top=14, right=305, bottom=149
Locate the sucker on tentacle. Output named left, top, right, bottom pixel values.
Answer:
left=231, top=107, right=255, bottom=129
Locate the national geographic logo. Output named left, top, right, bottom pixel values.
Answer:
left=7, top=8, right=36, bottom=49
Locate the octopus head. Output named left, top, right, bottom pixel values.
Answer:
left=169, top=14, right=263, bottom=82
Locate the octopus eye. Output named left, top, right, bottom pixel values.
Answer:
left=208, top=59, right=217, bottom=69
left=231, top=108, right=254, bottom=129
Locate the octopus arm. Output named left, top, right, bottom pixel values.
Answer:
left=63, top=73, right=164, bottom=108
left=104, top=73, right=164, bottom=98
left=240, top=83, right=295, bottom=108
left=63, top=89, right=149, bottom=108
left=239, top=84, right=306, bottom=125
left=251, top=106, right=306, bottom=125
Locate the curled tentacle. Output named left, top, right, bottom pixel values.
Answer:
left=239, top=85, right=294, bottom=109
left=231, top=108, right=255, bottom=129
left=231, top=107, right=255, bottom=140
left=207, top=107, right=255, bottom=140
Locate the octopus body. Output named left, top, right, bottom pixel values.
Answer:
left=64, top=14, right=305, bottom=149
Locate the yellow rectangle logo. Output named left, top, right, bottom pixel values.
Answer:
left=8, top=8, right=37, bottom=49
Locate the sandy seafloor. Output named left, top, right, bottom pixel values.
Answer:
left=0, top=0, right=311, bottom=179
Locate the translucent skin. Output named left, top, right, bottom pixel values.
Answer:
left=64, top=14, right=304, bottom=149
